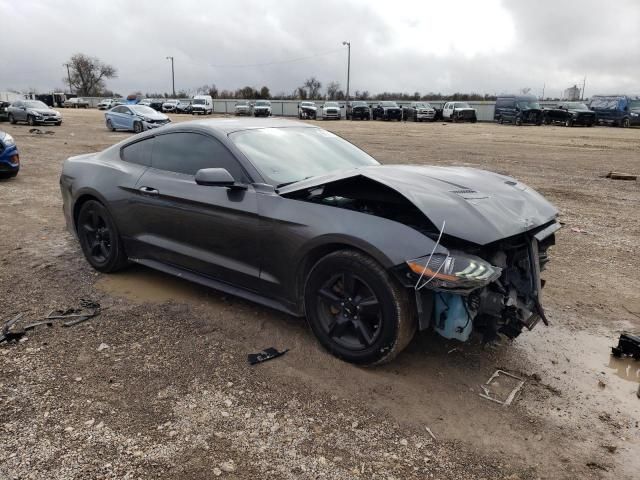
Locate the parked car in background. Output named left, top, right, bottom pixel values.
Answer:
left=105, top=105, right=170, bottom=133
left=149, top=99, right=165, bottom=112
left=162, top=99, right=180, bottom=113
left=63, top=97, right=89, bottom=109
left=235, top=100, right=252, bottom=116
left=253, top=100, right=272, bottom=117
left=402, top=102, right=436, bottom=122
left=0, top=101, right=10, bottom=122
left=298, top=101, right=318, bottom=119
left=191, top=95, right=214, bottom=115
left=60, top=118, right=559, bottom=365
left=7, top=100, right=62, bottom=126
left=372, top=101, right=402, bottom=121
left=98, top=99, right=116, bottom=110
left=138, top=98, right=152, bottom=107
left=494, top=95, right=542, bottom=125
left=0, top=131, right=19, bottom=179
left=442, top=102, right=477, bottom=123
left=176, top=100, right=192, bottom=114
left=320, top=101, right=341, bottom=120
left=543, top=102, right=596, bottom=127
left=346, top=101, right=370, bottom=120
left=589, top=95, right=640, bottom=127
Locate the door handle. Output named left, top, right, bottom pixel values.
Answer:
left=138, top=186, right=159, bottom=196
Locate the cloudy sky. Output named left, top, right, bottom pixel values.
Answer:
left=2, top=0, right=639, bottom=98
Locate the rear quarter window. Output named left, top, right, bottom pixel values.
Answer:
left=121, top=138, right=152, bottom=166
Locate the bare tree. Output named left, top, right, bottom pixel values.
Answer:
left=296, top=87, right=308, bottom=100
left=259, top=86, right=271, bottom=99
left=303, top=77, right=322, bottom=99
left=65, top=53, right=117, bottom=96
left=326, top=81, right=340, bottom=100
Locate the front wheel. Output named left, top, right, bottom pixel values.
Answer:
left=621, top=117, right=630, bottom=128
left=304, top=250, right=416, bottom=365
left=76, top=200, right=128, bottom=273
left=28, top=115, right=36, bottom=126
left=106, top=119, right=115, bottom=131
left=133, top=121, right=143, bottom=134
left=8, top=114, right=16, bottom=124
left=565, top=118, right=573, bottom=127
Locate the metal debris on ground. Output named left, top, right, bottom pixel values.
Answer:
left=28, top=128, right=55, bottom=135
left=425, top=426, right=437, bottom=441
left=604, top=171, right=637, bottom=181
left=0, top=314, right=25, bottom=344
left=479, top=369, right=525, bottom=407
left=611, top=333, right=640, bottom=360
left=46, top=299, right=101, bottom=327
left=247, top=347, right=289, bottom=365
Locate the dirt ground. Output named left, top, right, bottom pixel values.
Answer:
left=1, top=109, right=639, bottom=480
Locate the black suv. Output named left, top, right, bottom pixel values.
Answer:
left=372, top=101, right=402, bottom=121
left=346, top=101, right=370, bottom=120
left=543, top=102, right=596, bottom=127
left=494, top=95, right=543, bottom=125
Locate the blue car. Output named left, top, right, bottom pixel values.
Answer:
left=0, top=131, right=19, bottom=179
left=105, top=105, right=171, bottom=134
left=589, top=95, right=640, bottom=128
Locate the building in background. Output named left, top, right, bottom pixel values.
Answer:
left=564, top=85, right=581, bottom=101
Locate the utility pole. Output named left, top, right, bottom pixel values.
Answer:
left=541, top=82, right=545, bottom=100
left=63, top=63, right=72, bottom=94
left=166, top=56, right=175, bottom=97
left=342, top=41, right=350, bottom=117
left=581, top=75, right=586, bottom=101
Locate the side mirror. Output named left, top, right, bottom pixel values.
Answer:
left=340, top=105, right=345, bottom=108
left=195, top=168, right=247, bottom=190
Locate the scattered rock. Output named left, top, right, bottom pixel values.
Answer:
left=97, top=343, right=109, bottom=352
left=220, top=461, right=236, bottom=473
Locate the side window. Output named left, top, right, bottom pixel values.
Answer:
left=121, top=138, right=152, bottom=166
left=151, top=132, right=248, bottom=181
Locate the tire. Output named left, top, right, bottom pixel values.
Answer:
left=304, top=250, right=416, bottom=365
left=106, top=119, right=115, bottom=131
left=28, top=115, right=36, bottom=126
left=498, top=117, right=504, bottom=124
left=76, top=200, right=128, bottom=273
left=515, top=117, right=522, bottom=126
left=0, top=171, right=18, bottom=179
left=621, top=117, right=630, bottom=128
left=543, top=117, right=551, bottom=125
left=55, top=122, right=62, bottom=126
left=565, top=118, right=573, bottom=127
left=133, top=121, right=143, bottom=134
left=8, top=114, right=16, bottom=124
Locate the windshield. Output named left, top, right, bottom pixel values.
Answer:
left=236, top=101, right=249, bottom=106
left=255, top=100, right=271, bottom=106
left=516, top=100, right=540, bottom=109
left=629, top=100, right=640, bottom=109
left=301, top=102, right=315, bottom=107
left=193, top=99, right=205, bottom=104
left=131, top=105, right=157, bottom=115
left=324, top=102, right=339, bottom=107
left=230, top=127, right=379, bottom=186
left=564, top=103, right=588, bottom=110
left=380, top=101, right=398, bottom=107
left=453, top=102, right=470, bottom=108
left=352, top=101, right=367, bottom=106
left=25, top=101, right=49, bottom=109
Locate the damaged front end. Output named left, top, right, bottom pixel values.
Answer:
left=402, top=222, right=558, bottom=343
left=280, top=166, right=560, bottom=345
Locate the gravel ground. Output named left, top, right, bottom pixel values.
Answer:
left=1, top=110, right=639, bottom=479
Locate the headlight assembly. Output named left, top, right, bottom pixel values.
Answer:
left=407, top=252, right=502, bottom=292
left=3, top=134, right=15, bottom=146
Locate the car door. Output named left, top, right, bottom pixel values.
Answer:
left=129, top=131, right=262, bottom=290
left=14, top=101, right=26, bottom=122
left=443, top=103, right=451, bottom=119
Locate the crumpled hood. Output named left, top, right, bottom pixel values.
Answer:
left=279, top=165, right=558, bottom=245
left=31, top=108, right=59, bottom=115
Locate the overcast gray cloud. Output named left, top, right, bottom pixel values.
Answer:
left=2, top=0, right=639, bottom=97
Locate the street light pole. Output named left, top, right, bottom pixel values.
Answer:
left=166, top=56, right=175, bottom=97
left=342, top=41, right=350, bottom=117
left=63, top=63, right=72, bottom=94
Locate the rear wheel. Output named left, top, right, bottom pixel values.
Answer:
left=8, top=114, right=16, bottom=124
left=304, top=250, right=416, bottom=365
left=515, top=116, right=522, bottom=126
left=77, top=200, right=128, bottom=273
left=565, top=118, right=573, bottom=127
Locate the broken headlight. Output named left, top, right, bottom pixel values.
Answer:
left=406, top=252, right=502, bottom=292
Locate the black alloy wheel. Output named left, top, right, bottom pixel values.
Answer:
left=77, top=200, right=128, bottom=272
left=305, top=250, right=416, bottom=365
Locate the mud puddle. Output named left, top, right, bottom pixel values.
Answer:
left=95, top=265, right=214, bottom=304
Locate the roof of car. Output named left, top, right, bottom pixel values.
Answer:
left=172, top=117, right=312, bottom=134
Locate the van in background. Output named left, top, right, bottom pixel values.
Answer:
left=589, top=95, right=640, bottom=127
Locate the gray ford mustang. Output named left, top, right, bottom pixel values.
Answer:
left=60, top=118, right=559, bottom=365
